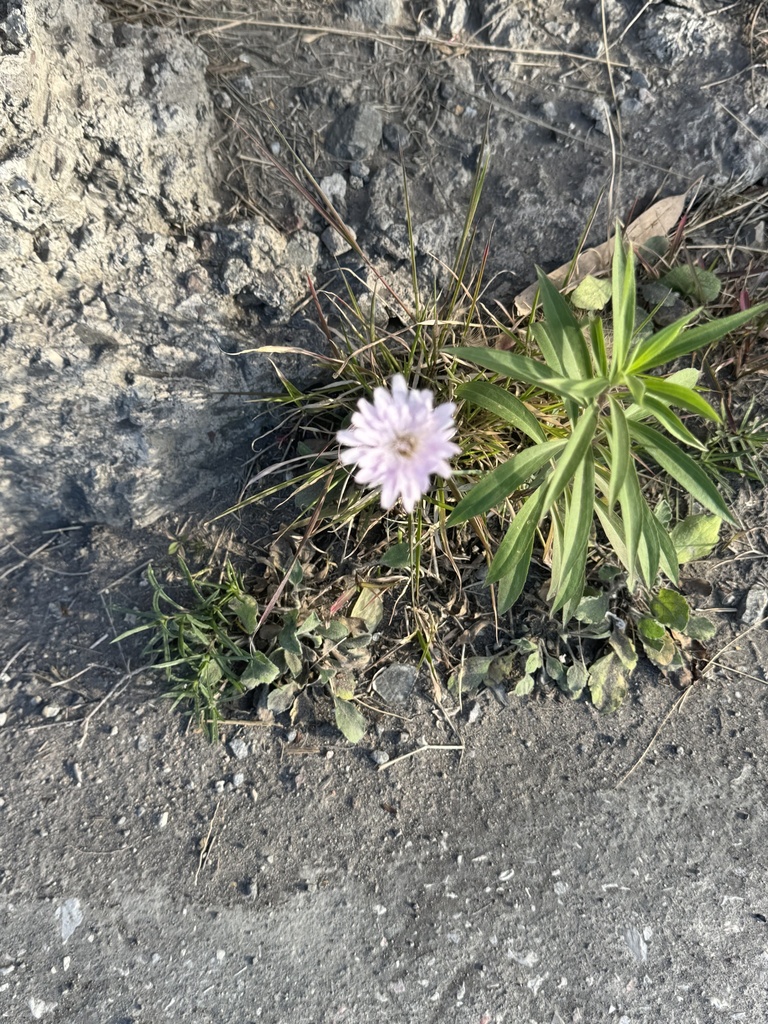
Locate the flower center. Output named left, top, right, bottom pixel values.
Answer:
left=392, top=433, right=417, bottom=458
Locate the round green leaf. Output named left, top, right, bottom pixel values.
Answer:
left=686, top=615, right=717, bottom=642
left=333, top=697, right=367, bottom=744
left=241, top=652, right=281, bottom=689
left=650, top=588, right=690, bottom=631
left=588, top=652, right=629, bottom=713
left=380, top=542, right=411, bottom=568
left=637, top=617, right=666, bottom=641
left=513, top=675, right=535, bottom=696
left=570, top=275, right=612, bottom=311
left=662, top=265, right=721, bottom=303
left=670, top=514, right=722, bottom=564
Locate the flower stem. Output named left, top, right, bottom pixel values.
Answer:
left=409, top=508, right=423, bottom=607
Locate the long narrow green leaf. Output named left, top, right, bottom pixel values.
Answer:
left=450, top=347, right=607, bottom=404
left=640, top=377, right=721, bottom=422
left=652, top=513, right=680, bottom=585
left=594, top=499, right=630, bottom=577
left=496, top=491, right=545, bottom=612
left=639, top=394, right=706, bottom=450
left=628, top=420, right=735, bottom=522
left=542, top=404, right=599, bottom=511
left=535, top=267, right=593, bottom=379
left=628, top=303, right=768, bottom=374
left=551, top=448, right=595, bottom=614
left=590, top=316, right=608, bottom=376
left=488, top=487, right=546, bottom=585
left=530, top=322, right=564, bottom=375
left=625, top=309, right=699, bottom=374
left=606, top=398, right=630, bottom=509
left=610, top=232, right=637, bottom=377
left=637, top=498, right=661, bottom=587
left=457, top=381, right=547, bottom=443
left=557, top=448, right=595, bottom=583
left=627, top=375, right=646, bottom=406
left=546, top=504, right=565, bottom=607
left=447, top=440, right=566, bottom=525
left=618, top=459, right=644, bottom=589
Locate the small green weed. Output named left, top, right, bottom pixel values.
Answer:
left=117, top=550, right=384, bottom=743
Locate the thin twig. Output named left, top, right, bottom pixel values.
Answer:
left=196, top=14, right=622, bottom=67
left=615, top=689, right=689, bottom=788
left=76, top=668, right=143, bottom=749
left=0, top=642, right=30, bottom=680
left=194, top=799, right=222, bottom=886
left=6, top=541, right=89, bottom=577
left=97, top=558, right=152, bottom=595
left=49, top=664, right=111, bottom=688
left=617, top=614, right=768, bottom=787
left=377, top=742, right=464, bottom=771
left=0, top=539, right=55, bottom=580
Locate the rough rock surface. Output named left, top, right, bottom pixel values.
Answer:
left=0, top=0, right=323, bottom=534
left=3, top=0, right=768, bottom=536
left=325, top=103, right=384, bottom=161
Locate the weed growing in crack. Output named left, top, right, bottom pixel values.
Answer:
left=449, top=230, right=767, bottom=619
left=232, top=181, right=767, bottom=718
left=127, top=154, right=768, bottom=735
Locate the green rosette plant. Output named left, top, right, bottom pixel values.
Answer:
left=448, top=230, right=768, bottom=618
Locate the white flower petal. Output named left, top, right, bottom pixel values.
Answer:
left=337, top=375, right=459, bottom=511
left=380, top=476, right=399, bottom=510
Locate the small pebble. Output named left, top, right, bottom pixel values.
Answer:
left=157, top=811, right=169, bottom=829
left=232, top=772, right=245, bottom=788
left=0, top=712, right=7, bottom=727
left=228, top=738, right=249, bottom=760
left=382, top=122, right=410, bottom=149
left=467, top=703, right=482, bottom=725
left=213, top=780, right=226, bottom=794
left=41, top=705, right=60, bottom=719
left=370, top=750, right=390, bottom=765
left=137, top=735, right=148, bottom=752
left=349, top=160, right=370, bottom=180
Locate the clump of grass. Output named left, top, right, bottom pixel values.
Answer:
left=117, top=545, right=394, bottom=743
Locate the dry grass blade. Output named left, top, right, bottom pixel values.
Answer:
left=377, top=742, right=465, bottom=771
left=194, top=799, right=222, bottom=885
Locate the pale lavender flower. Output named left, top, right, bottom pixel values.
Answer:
left=337, top=374, right=460, bottom=513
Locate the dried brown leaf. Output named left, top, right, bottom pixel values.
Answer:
left=514, top=195, right=687, bottom=315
